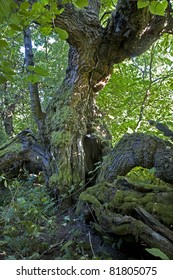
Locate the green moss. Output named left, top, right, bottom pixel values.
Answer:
left=80, top=183, right=110, bottom=203
left=51, top=106, right=76, bottom=129
left=140, top=193, right=156, bottom=204
left=150, top=203, right=173, bottom=225
left=77, top=172, right=173, bottom=228
left=58, top=165, right=72, bottom=186
left=79, top=192, right=102, bottom=208
left=109, top=190, right=124, bottom=207
left=127, top=166, right=171, bottom=189
left=49, top=173, right=59, bottom=185
left=50, top=131, right=72, bottom=147
left=0, top=125, right=8, bottom=146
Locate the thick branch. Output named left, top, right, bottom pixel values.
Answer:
left=87, top=0, right=101, bottom=16
left=149, top=120, right=173, bottom=141
left=97, top=132, right=173, bottom=184
left=54, top=3, right=103, bottom=47
left=0, top=130, right=50, bottom=178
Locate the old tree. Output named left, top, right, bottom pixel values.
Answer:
left=1, top=0, right=173, bottom=259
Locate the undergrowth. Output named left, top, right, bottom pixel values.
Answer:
left=0, top=174, right=57, bottom=259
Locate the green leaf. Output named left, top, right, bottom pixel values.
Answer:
left=41, top=0, right=49, bottom=4
left=149, top=1, right=168, bottom=16
left=145, top=248, right=169, bottom=260
left=3, top=66, right=15, bottom=75
left=32, top=2, right=45, bottom=13
left=0, top=75, right=7, bottom=84
left=75, top=0, right=88, bottom=8
left=0, top=0, right=11, bottom=19
left=0, top=39, right=8, bottom=48
left=149, top=167, right=156, bottom=174
left=34, top=66, right=49, bottom=76
left=40, top=26, right=52, bottom=36
left=27, top=73, right=39, bottom=84
left=137, top=0, right=149, bottom=9
left=60, top=240, right=74, bottom=251
left=20, top=1, right=30, bottom=10
left=27, top=65, right=35, bottom=72
left=162, top=0, right=169, bottom=10
left=9, top=24, right=22, bottom=31
left=6, top=255, right=17, bottom=260
left=54, top=27, right=68, bottom=40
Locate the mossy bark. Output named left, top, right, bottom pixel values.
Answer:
left=44, top=45, right=111, bottom=201
left=97, top=133, right=173, bottom=185
left=0, top=129, right=50, bottom=179
left=77, top=176, right=173, bottom=259
left=42, top=1, right=173, bottom=201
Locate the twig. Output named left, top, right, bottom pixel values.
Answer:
left=88, top=231, right=96, bottom=258
left=148, top=120, right=173, bottom=141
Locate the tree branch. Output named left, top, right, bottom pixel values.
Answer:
left=101, top=0, right=171, bottom=63
left=87, top=0, right=101, bottom=16
left=97, top=132, right=173, bottom=184
left=54, top=3, right=103, bottom=47
left=0, top=129, right=50, bottom=178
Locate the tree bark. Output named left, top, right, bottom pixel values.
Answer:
left=97, top=132, right=173, bottom=184
left=44, top=45, right=111, bottom=201
left=0, top=129, right=50, bottom=179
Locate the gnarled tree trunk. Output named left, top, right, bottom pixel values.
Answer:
left=43, top=0, right=173, bottom=201
left=44, top=45, right=111, bottom=200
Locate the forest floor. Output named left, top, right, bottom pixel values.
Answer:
left=39, top=207, right=159, bottom=260
left=0, top=176, right=161, bottom=260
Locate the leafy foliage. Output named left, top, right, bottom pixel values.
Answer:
left=97, top=35, right=173, bottom=144
left=138, top=0, right=168, bottom=16
left=0, top=174, right=57, bottom=259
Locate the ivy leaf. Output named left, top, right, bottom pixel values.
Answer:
left=54, top=27, right=68, bottom=40
left=75, top=0, right=88, bottom=8
left=137, top=0, right=149, bottom=9
left=149, top=1, right=168, bottom=16
left=145, top=248, right=169, bottom=260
